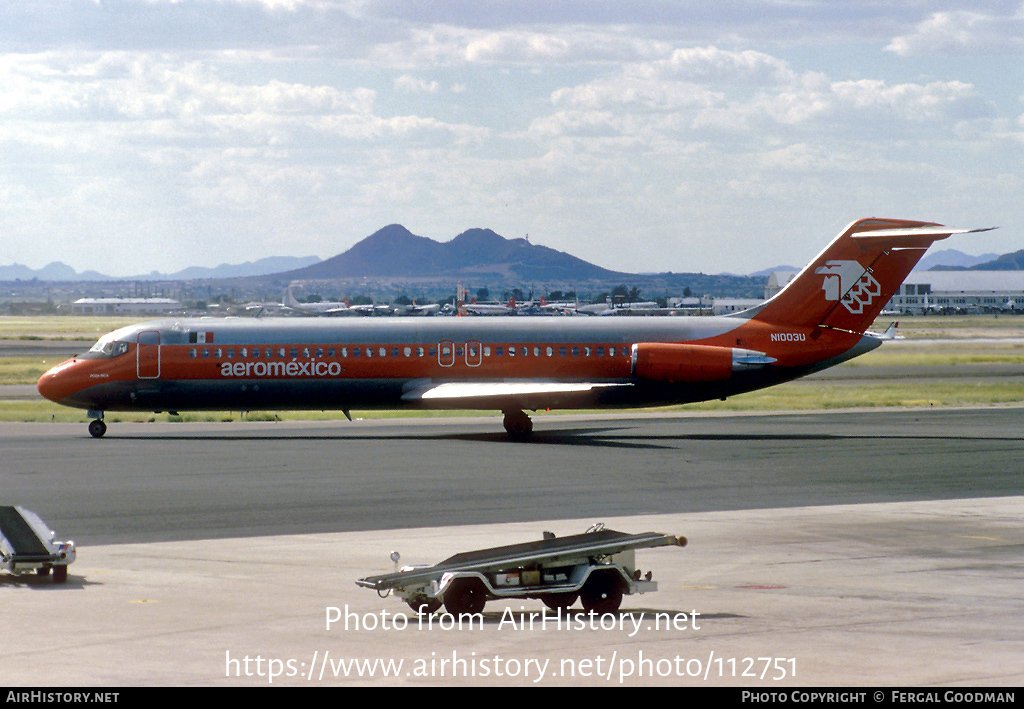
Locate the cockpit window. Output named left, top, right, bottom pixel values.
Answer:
left=80, top=339, right=130, bottom=359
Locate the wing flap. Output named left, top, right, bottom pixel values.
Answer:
left=401, top=380, right=630, bottom=410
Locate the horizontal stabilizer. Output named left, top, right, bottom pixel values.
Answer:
left=853, top=225, right=995, bottom=239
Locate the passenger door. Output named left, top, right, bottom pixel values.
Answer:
left=137, top=331, right=161, bottom=379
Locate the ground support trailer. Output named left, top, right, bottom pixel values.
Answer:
left=357, top=526, right=686, bottom=615
left=0, top=506, right=76, bottom=583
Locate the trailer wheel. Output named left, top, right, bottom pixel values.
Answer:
left=580, top=573, right=623, bottom=613
left=53, top=565, right=68, bottom=584
left=444, top=578, right=487, bottom=615
left=407, top=597, right=442, bottom=614
left=541, top=592, right=578, bottom=611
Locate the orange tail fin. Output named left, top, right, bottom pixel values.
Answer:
left=746, top=218, right=992, bottom=334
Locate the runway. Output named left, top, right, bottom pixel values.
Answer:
left=2, top=409, right=1023, bottom=686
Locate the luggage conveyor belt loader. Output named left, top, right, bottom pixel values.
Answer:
left=0, top=506, right=76, bottom=583
left=357, top=525, right=687, bottom=615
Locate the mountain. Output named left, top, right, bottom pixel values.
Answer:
left=279, top=225, right=625, bottom=282
left=0, top=261, right=111, bottom=281
left=0, top=256, right=320, bottom=281
left=749, top=265, right=799, bottom=277
left=140, top=256, right=321, bottom=280
left=968, top=249, right=1024, bottom=271
left=918, top=249, right=1000, bottom=271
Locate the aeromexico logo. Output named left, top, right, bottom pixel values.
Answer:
left=220, top=360, right=342, bottom=378
left=815, top=260, right=881, bottom=314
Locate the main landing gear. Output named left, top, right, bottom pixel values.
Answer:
left=502, top=409, right=533, bottom=438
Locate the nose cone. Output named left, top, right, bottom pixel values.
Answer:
left=37, top=359, right=82, bottom=405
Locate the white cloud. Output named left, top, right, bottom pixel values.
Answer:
left=394, top=75, right=439, bottom=93
left=1, top=1, right=1022, bottom=275
left=886, top=9, right=1024, bottom=56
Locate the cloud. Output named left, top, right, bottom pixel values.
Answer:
left=394, top=75, right=439, bottom=93
left=2, top=1, right=1022, bottom=275
left=886, top=9, right=1024, bottom=56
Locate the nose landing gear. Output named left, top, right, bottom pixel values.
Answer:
left=87, top=411, right=106, bottom=438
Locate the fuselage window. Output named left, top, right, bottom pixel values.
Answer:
left=202, top=348, right=210, bottom=358
left=483, top=346, right=491, bottom=357
left=571, top=346, right=579, bottom=356
left=189, top=348, right=197, bottom=358
left=380, top=347, right=388, bottom=358
left=496, top=346, right=504, bottom=356
left=597, top=346, right=605, bottom=356
left=521, top=347, right=529, bottom=357
left=214, top=348, right=223, bottom=358
left=507, top=346, right=515, bottom=357
left=546, top=346, right=553, bottom=357
left=327, top=347, right=335, bottom=357
left=558, top=346, right=566, bottom=356
left=353, top=347, right=361, bottom=357
left=609, top=347, right=616, bottom=357
left=533, top=346, right=541, bottom=357
left=417, top=347, right=425, bottom=357
left=403, top=347, right=411, bottom=357
left=584, top=346, right=592, bottom=356
left=303, top=347, right=311, bottom=358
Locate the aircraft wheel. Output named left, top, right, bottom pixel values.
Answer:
left=579, top=573, right=623, bottom=614
left=443, top=578, right=487, bottom=615
left=53, top=566, right=68, bottom=584
left=88, top=419, right=107, bottom=438
left=407, top=597, right=442, bottom=614
left=541, top=592, right=578, bottom=611
left=502, top=410, right=533, bottom=438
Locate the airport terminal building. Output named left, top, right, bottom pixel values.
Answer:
left=888, top=272, right=1024, bottom=314
left=766, top=271, right=1024, bottom=315
left=72, top=297, right=181, bottom=316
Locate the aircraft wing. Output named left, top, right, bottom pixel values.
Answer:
left=400, top=380, right=630, bottom=410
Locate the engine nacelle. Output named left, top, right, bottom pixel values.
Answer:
left=630, top=343, right=775, bottom=383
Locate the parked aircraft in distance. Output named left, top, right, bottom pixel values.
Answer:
left=283, top=286, right=356, bottom=316
left=285, top=285, right=397, bottom=316
left=38, top=218, right=992, bottom=438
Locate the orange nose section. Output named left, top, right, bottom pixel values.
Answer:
left=37, top=359, right=83, bottom=405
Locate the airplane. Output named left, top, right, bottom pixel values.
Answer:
left=285, top=285, right=396, bottom=317
left=37, top=218, right=993, bottom=439
left=460, top=298, right=517, bottom=316
left=282, top=286, right=356, bottom=316
left=392, top=299, right=442, bottom=316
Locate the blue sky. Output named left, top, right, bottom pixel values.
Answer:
left=1, top=1, right=1022, bottom=277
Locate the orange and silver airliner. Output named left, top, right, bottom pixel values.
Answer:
left=38, top=218, right=989, bottom=438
